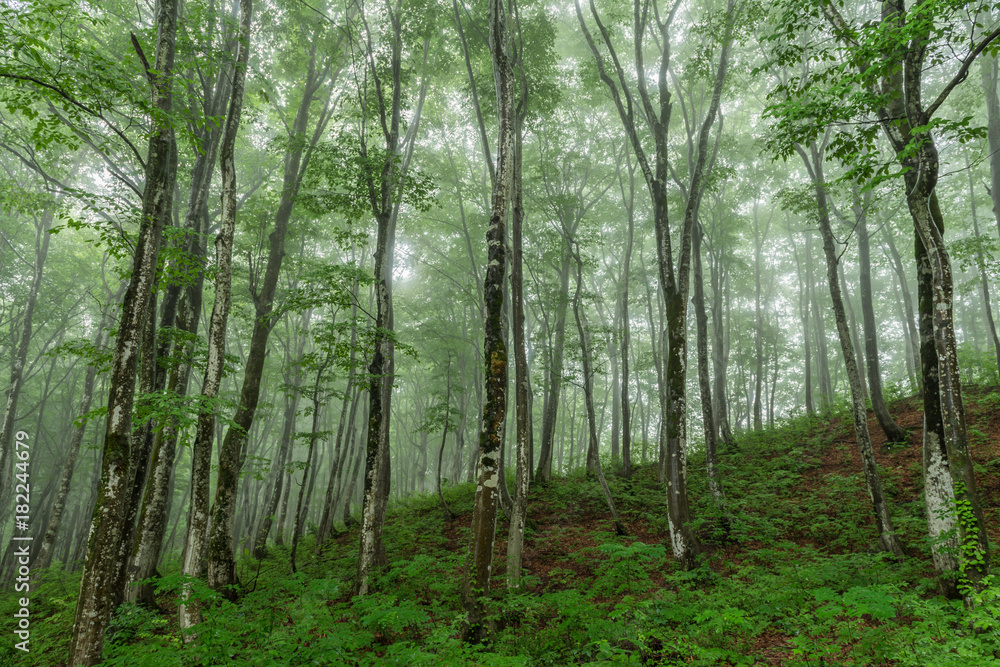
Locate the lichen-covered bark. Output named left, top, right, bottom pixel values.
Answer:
left=507, top=97, right=532, bottom=585
left=462, top=0, right=514, bottom=639
left=69, top=1, right=177, bottom=662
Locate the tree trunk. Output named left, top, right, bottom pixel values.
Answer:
left=462, top=0, right=513, bottom=638
left=206, top=20, right=326, bottom=600
left=69, top=1, right=177, bottom=661
left=572, top=247, right=627, bottom=534
left=290, top=360, right=329, bottom=573
left=355, top=11, right=431, bottom=596
left=880, top=225, right=921, bottom=392
left=256, top=323, right=306, bottom=554
left=693, top=222, right=727, bottom=516
left=966, top=159, right=1000, bottom=379
left=317, top=296, right=362, bottom=544
left=799, top=141, right=904, bottom=557
left=808, top=232, right=834, bottom=410
left=753, top=203, right=764, bottom=430
left=179, top=0, right=251, bottom=630
left=126, top=52, right=229, bottom=604
left=787, top=217, right=814, bottom=415
left=0, top=208, right=51, bottom=510
left=710, top=235, right=734, bottom=438
left=855, top=195, right=908, bottom=442
left=535, top=253, right=571, bottom=483
left=982, top=53, right=1000, bottom=239
left=506, top=91, right=532, bottom=584
left=34, top=293, right=117, bottom=573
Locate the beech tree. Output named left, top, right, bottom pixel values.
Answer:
left=574, top=0, right=735, bottom=568
left=766, top=0, right=997, bottom=596
left=69, top=0, right=178, bottom=661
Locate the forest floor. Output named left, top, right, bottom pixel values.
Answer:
left=5, top=387, right=1000, bottom=666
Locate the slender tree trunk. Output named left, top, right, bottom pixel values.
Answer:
left=127, top=55, right=228, bottom=604
left=788, top=218, right=814, bottom=415
left=753, top=204, right=764, bottom=430
left=808, top=232, right=834, bottom=410
left=799, top=142, right=904, bottom=557
left=839, top=262, right=869, bottom=403
left=179, top=0, right=251, bottom=629
left=966, top=160, right=1000, bottom=378
left=205, top=19, right=325, bottom=600
left=0, top=208, right=51, bottom=510
left=710, top=238, right=734, bottom=437
left=356, top=11, right=432, bottom=596
left=572, top=247, right=627, bottom=534
left=693, top=222, right=727, bottom=516
left=506, top=90, right=531, bottom=584
left=256, top=328, right=305, bottom=554
left=982, top=53, right=1000, bottom=239
left=69, top=1, right=177, bottom=661
left=618, top=159, right=636, bottom=477
left=856, top=196, right=907, bottom=442
left=881, top=225, right=922, bottom=392
left=535, top=254, right=571, bottom=483
left=317, top=300, right=361, bottom=544
left=33, top=311, right=109, bottom=572
left=290, top=360, right=329, bottom=573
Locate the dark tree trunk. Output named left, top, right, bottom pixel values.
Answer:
left=855, top=195, right=908, bottom=442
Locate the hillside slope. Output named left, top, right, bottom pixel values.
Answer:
left=6, top=388, right=1000, bottom=666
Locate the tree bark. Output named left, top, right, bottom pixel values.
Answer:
left=179, top=0, right=251, bottom=631
left=69, top=1, right=178, bottom=661
left=462, top=0, right=514, bottom=639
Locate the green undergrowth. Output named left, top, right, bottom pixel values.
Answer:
left=4, top=392, right=1000, bottom=665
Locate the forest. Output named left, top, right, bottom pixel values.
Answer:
left=1, top=0, right=1000, bottom=664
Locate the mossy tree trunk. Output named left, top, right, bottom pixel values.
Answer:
left=68, top=1, right=178, bottom=662
left=462, top=0, right=514, bottom=639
